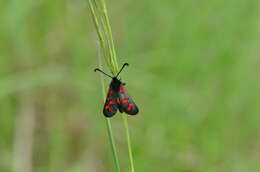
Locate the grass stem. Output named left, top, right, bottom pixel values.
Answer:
left=98, top=59, right=121, bottom=172
left=122, top=115, right=135, bottom=172
left=89, top=0, right=135, bottom=171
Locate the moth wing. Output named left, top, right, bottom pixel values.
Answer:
left=103, top=87, right=118, bottom=117
left=118, top=85, right=138, bottom=115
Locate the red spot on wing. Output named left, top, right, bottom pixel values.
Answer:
left=105, top=105, right=113, bottom=112
left=109, top=89, right=113, bottom=94
left=122, top=99, right=128, bottom=104
left=127, top=104, right=134, bottom=111
left=120, top=87, right=126, bottom=93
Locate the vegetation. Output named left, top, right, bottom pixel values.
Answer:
left=0, top=0, right=260, bottom=171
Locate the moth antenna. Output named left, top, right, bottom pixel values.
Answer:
left=94, top=68, right=113, bottom=78
left=116, top=63, right=129, bottom=77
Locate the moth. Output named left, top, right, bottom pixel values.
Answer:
left=94, top=63, right=139, bottom=117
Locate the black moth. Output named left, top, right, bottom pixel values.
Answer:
left=94, top=63, right=139, bottom=117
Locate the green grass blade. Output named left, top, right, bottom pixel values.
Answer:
left=122, top=115, right=135, bottom=172
left=98, top=60, right=121, bottom=172
left=89, top=0, right=136, bottom=171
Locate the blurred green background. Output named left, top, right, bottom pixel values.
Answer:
left=1, top=0, right=260, bottom=172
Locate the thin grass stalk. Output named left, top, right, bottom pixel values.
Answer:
left=98, top=59, right=121, bottom=172
left=94, top=0, right=117, bottom=73
left=89, top=0, right=135, bottom=171
left=89, top=0, right=113, bottom=70
left=93, top=4, right=136, bottom=170
left=122, top=115, right=135, bottom=172
left=89, top=1, right=120, bottom=172
left=99, top=0, right=119, bottom=73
